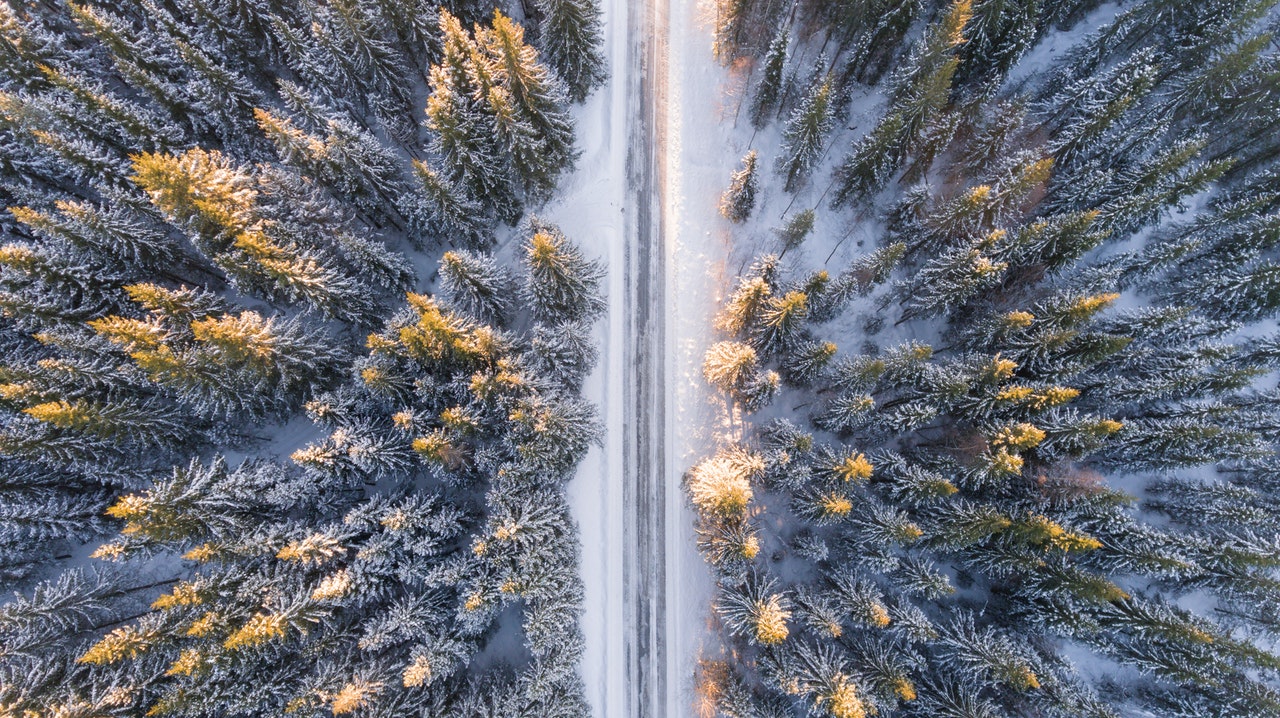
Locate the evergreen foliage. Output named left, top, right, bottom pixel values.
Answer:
left=533, top=0, right=606, bottom=102
left=721, top=150, right=760, bottom=223
left=0, top=0, right=605, bottom=714
left=699, top=0, right=1280, bottom=716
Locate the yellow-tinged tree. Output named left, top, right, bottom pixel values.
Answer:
left=832, top=452, right=873, bottom=482
left=276, top=533, right=344, bottom=564
left=990, top=423, right=1045, bottom=451
left=402, top=654, right=433, bottom=688
left=79, top=624, right=161, bottom=665
left=822, top=676, right=867, bottom=718
left=717, top=275, right=771, bottom=336
left=131, top=148, right=257, bottom=242
left=703, top=340, right=758, bottom=394
left=1011, top=515, right=1102, bottom=552
left=753, top=290, right=809, bottom=355
left=131, top=149, right=379, bottom=320
left=223, top=612, right=287, bottom=651
left=521, top=220, right=605, bottom=323
left=327, top=679, right=382, bottom=715
left=395, top=293, right=491, bottom=367
left=23, top=398, right=169, bottom=442
left=687, top=447, right=764, bottom=517
left=717, top=574, right=791, bottom=646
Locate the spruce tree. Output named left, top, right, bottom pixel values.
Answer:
left=438, top=249, right=516, bottom=325
left=407, top=158, right=491, bottom=246
left=779, top=74, right=833, bottom=193
left=479, top=10, right=577, bottom=196
left=750, top=27, right=789, bottom=130
left=777, top=209, right=815, bottom=255
left=426, top=10, right=518, bottom=222
left=720, top=150, right=759, bottom=223
left=521, top=218, right=606, bottom=324
left=533, top=0, right=606, bottom=102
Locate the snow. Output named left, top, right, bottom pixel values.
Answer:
left=661, top=0, right=733, bottom=714
left=542, top=0, right=629, bottom=713
left=551, top=0, right=732, bottom=713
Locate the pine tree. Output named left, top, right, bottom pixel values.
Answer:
left=128, top=146, right=258, bottom=251
left=530, top=320, right=598, bottom=392
left=831, top=114, right=906, bottom=207
left=92, top=286, right=346, bottom=420
left=717, top=573, right=791, bottom=646
left=832, top=0, right=972, bottom=206
left=750, top=27, right=789, bottom=129
left=479, top=10, right=577, bottom=197
left=306, top=0, right=414, bottom=138
left=438, top=249, right=516, bottom=325
left=713, top=0, right=753, bottom=61
left=100, top=457, right=289, bottom=552
left=66, top=2, right=192, bottom=124
left=10, top=195, right=182, bottom=273
left=898, top=230, right=1010, bottom=321
left=704, top=341, right=759, bottom=395
left=782, top=340, right=837, bottom=386
left=717, top=256, right=778, bottom=336
left=0, top=482, right=105, bottom=550
left=521, top=219, right=605, bottom=324
left=935, top=615, right=1041, bottom=690
left=752, top=290, right=809, bottom=356
left=170, top=36, right=267, bottom=152
left=960, top=0, right=1041, bottom=82
left=720, top=150, right=759, bottom=223
left=0, top=240, right=130, bottom=327
left=1044, top=48, right=1160, bottom=167
left=1193, top=262, right=1280, bottom=325
left=777, top=209, right=815, bottom=255
left=22, top=397, right=189, bottom=450
left=779, top=74, right=833, bottom=193
left=363, top=0, right=441, bottom=69
left=36, top=64, right=186, bottom=153
left=179, top=0, right=295, bottom=67
left=0, top=5, right=69, bottom=93
left=1010, top=209, right=1108, bottom=271
left=254, top=107, right=405, bottom=216
left=508, top=394, right=599, bottom=474
left=772, top=639, right=869, bottom=718
left=131, top=148, right=381, bottom=321
left=386, top=292, right=496, bottom=370
left=687, top=446, right=763, bottom=517
left=533, top=0, right=606, bottom=102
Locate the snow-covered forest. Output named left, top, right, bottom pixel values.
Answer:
left=692, top=0, right=1280, bottom=717
left=5, top=0, right=1280, bottom=716
left=0, top=0, right=609, bottom=715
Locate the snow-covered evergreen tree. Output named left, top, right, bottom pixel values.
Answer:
left=521, top=218, right=606, bottom=325
left=721, top=150, right=759, bottom=223
left=688, top=0, right=1280, bottom=714
left=533, top=0, right=606, bottom=102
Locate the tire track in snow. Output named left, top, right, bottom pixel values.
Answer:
left=625, top=0, right=669, bottom=716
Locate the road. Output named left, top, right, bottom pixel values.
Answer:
left=561, top=0, right=718, bottom=714
left=623, top=0, right=670, bottom=715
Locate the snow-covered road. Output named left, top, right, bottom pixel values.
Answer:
left=624, top=0, right=669, bottom=713
left=554, top=0, right=727, bottom=714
